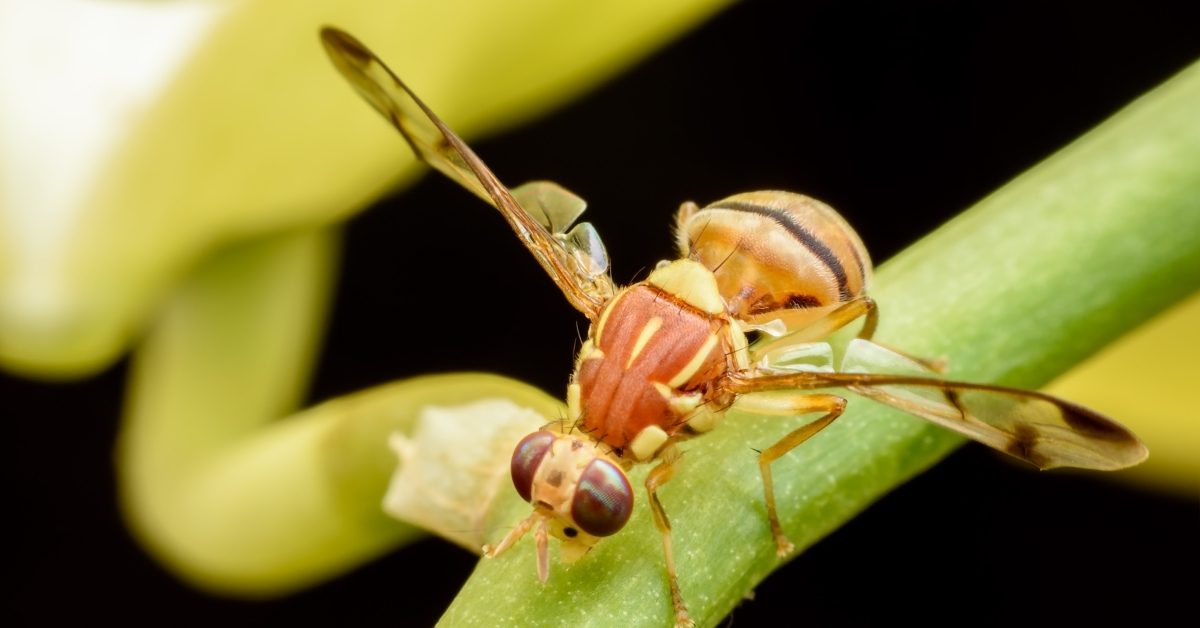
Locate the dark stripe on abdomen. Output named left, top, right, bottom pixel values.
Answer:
left=706, top=200, right=851, bottom=299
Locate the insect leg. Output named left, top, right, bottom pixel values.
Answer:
left=734, top=392, right=847, bottom=556
left=753, top=296, right=946, bottom=372
left=645, top=443, right=695, bottom=628
left=482, top=511, right=541, bottom=559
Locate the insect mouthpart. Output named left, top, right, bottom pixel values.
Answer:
left=507, top=427, right=634, bottom=534
left=486, top=428, right=635, bottom=578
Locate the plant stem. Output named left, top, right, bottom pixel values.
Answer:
left=438, top=62, right=1200, bottom=627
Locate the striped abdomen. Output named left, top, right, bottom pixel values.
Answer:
left=676, top=191, right=872, bottom=330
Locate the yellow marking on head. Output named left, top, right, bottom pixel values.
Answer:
left=647, top=259, right=725, bottom=314
left=630, top=425, right=669, bottom=461
left=567, top=383, right=582, bottom=422
left=667, top=333, right=719, bottom=388
left=625, top=316, right=663, bottom=369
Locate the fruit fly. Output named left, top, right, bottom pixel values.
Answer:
left=320, top=27, right=1148, bottom=627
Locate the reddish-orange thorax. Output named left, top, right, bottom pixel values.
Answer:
left=569, top=261, right=747, bottom=457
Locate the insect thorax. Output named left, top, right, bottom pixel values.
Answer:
left=568, top=260, right=747, bottom=460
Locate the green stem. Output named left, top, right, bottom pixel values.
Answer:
left=438, top=63, right=1200, bottom=625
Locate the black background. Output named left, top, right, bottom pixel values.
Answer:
left=7, top=1, right=1198, bottom=626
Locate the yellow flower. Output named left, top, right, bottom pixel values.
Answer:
left=0, top=0, right=726, bottom=377
left=0, top=0, right=728, bottom=596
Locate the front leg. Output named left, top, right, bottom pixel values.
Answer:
left=645, top=443, right=694, bottom=628
left=733, top=392, right=847, bottom=555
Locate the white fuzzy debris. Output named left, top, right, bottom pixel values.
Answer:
left=0, top=0, right=223, bottom=266
left=382, top=398, right=547, bottom=552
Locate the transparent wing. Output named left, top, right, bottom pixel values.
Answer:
left=320, top=27, right=614, bottom=317
left=726, top=369, right=1148, bottom=471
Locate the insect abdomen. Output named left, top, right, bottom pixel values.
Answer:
left=677, top=191, right=872, bottom=329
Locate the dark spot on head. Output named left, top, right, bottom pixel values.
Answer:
left=546, top=470, right=564, bottom=487
left=563, top=527, right=578, bottom=538
left=570, top=440, right=584, bottom=451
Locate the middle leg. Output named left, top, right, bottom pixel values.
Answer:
left=752, top=296, right=946, bottom=373
left=733, top=392, right=847, bottom=555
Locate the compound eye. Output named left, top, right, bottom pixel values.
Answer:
left=510, top=431, right=555, bottom=503
left=570, top=459, right=633, bottom=537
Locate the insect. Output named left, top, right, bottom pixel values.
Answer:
left=320, top=27, right=1148, bottom=627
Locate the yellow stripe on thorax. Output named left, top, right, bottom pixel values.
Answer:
left=625, top=316, right=663, bottom=369
left=667, top=333, right=719, bottom=388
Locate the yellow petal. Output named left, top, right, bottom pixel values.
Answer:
left=1047, top=291, right=1200, bottom=494
left=0, top=0, right=728, bottom=377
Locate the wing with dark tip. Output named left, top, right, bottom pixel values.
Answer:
left=320, top=27, right=614, bottom=318
left=726, top=370, right=1148, bottom=471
